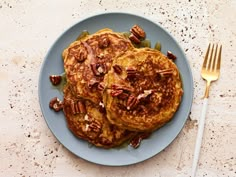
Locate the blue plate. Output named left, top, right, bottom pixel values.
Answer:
left=38, top=12, right=193, bottom=166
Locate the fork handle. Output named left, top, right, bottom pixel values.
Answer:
left=191, top=98, right=208, bottom=177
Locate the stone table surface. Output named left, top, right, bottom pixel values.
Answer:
left=0, top=0, right=235, bottom=177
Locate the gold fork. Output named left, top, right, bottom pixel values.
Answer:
left=191, top=43, right=222, bottom=177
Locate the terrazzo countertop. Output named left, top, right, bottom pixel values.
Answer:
left=0, top=0, right=235, bottom=177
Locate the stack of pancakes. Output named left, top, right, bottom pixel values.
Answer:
left=62, top=28, right=183, bottom=148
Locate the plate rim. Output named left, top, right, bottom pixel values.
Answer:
left=38, top=12, right=194, bottom=166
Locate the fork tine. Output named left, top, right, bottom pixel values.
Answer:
left=216, top=45, right=222, bottom=71
left=202, top=43, right=211, bottom=69
left=212, top=44, right=218, bottom=71
left=207, top=44, right=215, bottom=71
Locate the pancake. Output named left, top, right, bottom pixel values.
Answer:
left=62, top=28, right=134, bottom=104
left=103, top=48, right=183, bottom=131
left=63, top=84, right=136, bottom=148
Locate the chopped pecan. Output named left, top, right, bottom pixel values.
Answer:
left=167, top=51, right=177, bottom=60
left=129, top=33, right=141, bottom=44
left=98, top=35, right=110, bottom=48
left=98, top=102, right=106, bottom=113
left=137, top=105, right=148, bottom=114
left=113, top=65, right=122, bottom=74
left=97, top=82, right=105, bottom=91
left=70, top=46, right=87, bottom=62
left=137, top=90, right=153, bottom=100
left=99, top=136, right=112, bottom=145
left=130, top=25, right=146, bottom=39
left=91, top=63, right=107, bottom=76
left=110, top=89, right=123, bottom=97
left=49, top=97, right=63, bottom=112
left=127, top=94, right=139, bottom=110
left=130, top=132, right=151, bottom=148
left=49, top=75, right=62, bottom=85
left=88, top=79, right=99, bottom=89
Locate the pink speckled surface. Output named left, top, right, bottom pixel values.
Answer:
left=0, top=0, right=235, bottom=177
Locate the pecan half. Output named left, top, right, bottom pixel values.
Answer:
left=85, top=118, right=101, bottom=133
left=156, top=68, right=173, bottom=78
left=110, top=89, right=123, bottom=97
left=127, top=94, right=139, bottom=110
left=129, top=33, right=141, bottom=44
left=70, top=100, right=86, bottom=114
left=98, top=35, right=110, bottom=48
left=113, top=65, right=122, bottom=74
left=167, top=51, right=177, bottom=60
left=126, top=67, right=138, bottom=80
left=49, top=97, right=63, bottom=112
left=130, top=25, right=146, bottom=39
left=49, top=75, right=62, bottom=85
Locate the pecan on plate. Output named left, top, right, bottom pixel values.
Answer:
left=130, top=132, right=151, bottom=148
left=130, top=25, right=146, bottom=39
left=49, top=75, right=62, bottom=85
left=49, top=97, right=63, bottom=112
left=167, top=51, right=177, bottom=60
